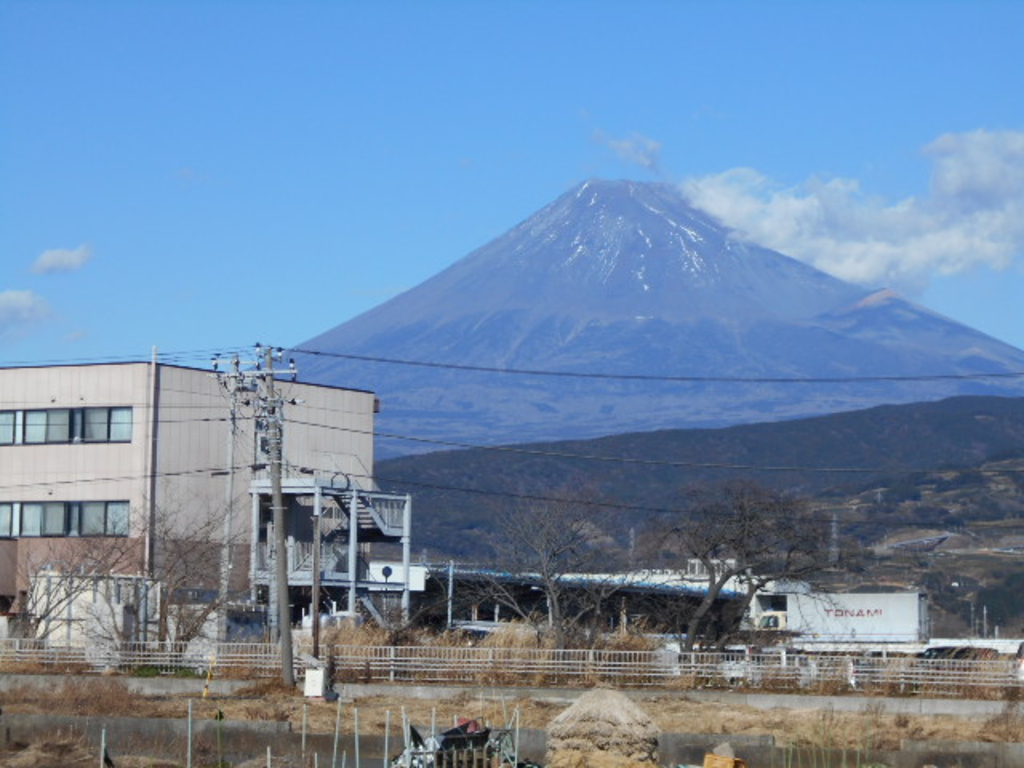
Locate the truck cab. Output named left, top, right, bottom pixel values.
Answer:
left=758, top=611, right=787, bottom=630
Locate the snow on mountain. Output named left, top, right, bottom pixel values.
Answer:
left=294, top=179, right=1024, bottom=455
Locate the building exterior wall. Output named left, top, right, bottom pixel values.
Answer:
left=0, top=363, right=151, bottom=510
left=0, top=541, right=18, bottom=609
left=0, top=363, right=153, bottom=598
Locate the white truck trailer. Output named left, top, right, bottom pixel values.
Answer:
left=754, top=590, right=929, bottom=645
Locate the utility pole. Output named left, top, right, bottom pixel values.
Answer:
left=212, top=354, right=250, bottom=643
left=215, top=344, right=296, bottom=686
left=312, top=494, right=322, bottom=659
left=830, top=508, right=840, bottom=566
left=446, top=560, right=454, bottom=630
left=264, top=346, right=295, bottom=687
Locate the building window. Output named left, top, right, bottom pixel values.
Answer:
left=24, top=409, right=71, bottom=444
left=0, top=411, right=14, bottom=445
left=109, top=408, right=132, bottom=442
left=84, top=409, right=107, bottom=441
left=20, top=502, right=67, bottom=536
left=78, top=501, right=129, bottom=536
left=0, top=504, right=12, bottom=537
left=41, top=503, right=66, bottom=536
left=107, top=501, right=129, bottom=535
left=20, top=503, right=43, bottom=536
left=23, top=412, right=48, bottom=444
left=84, top=407, right=133, bottom=442
left=17, top=501, right=129, bottom=537
left=47, top=410, right=71, bottom=442
left=18, top=407, right=132, bottom=444
left=80, top=502, right=106, bottom=536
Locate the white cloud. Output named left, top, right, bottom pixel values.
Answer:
left=0, top=290, right=51, bottom=341
left=681, top=129, right=1024, bottom=292
left=595, top=130, right=663, bottom=174
left=32, top=244, right=92, bottom=274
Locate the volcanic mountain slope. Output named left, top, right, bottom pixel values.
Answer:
left=295, top=179, right=1024, bottom=454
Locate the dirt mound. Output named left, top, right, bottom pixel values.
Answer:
left=546, top=688, right=659, bottom=766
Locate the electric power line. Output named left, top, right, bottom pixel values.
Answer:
left=2, top=445, right=1014, bottom=534
left=2, top=407, right=1019, bottom=493
left=286, top=418, right=1024, bottom=477
left=0, top=463, right=253, bottom=495
left=3, top=346, right=254, bottom=370
left=291, top=347, right=1024, bottom=385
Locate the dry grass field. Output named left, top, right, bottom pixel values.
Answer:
left=3, top=674, right=1024, bottom=766
left=3, top=625, right=1023, bottom=766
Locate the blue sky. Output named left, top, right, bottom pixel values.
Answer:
left=2, top=0, right=1023, bottom=369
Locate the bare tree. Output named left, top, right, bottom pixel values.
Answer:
left=151, top=530, right=222, bottom=643
left=14, top=496, right=244, bottom=647
left=147, top=495, right=248, bottom=644
left=483, top=494, right=623, bottom=648
left=15, top=535, right=143, bottom=644
left=653, top=481, right=827, bottom=651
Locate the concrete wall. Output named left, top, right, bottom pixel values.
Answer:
left=0, top=672, right=254, bottom=696
left=7, top=674, right=1007, bottom=719
left=336, top=681, right=1020, bottom=718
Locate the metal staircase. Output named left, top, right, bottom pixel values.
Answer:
left=358, top=594, right=385, bottom=625
left=249, top=476, right=413, bottom=625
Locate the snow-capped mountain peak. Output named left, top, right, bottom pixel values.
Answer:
left=296, top=179, right=1024, bottom=454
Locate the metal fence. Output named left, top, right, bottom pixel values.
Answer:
left=2, top=639, right=1022, bottom=697
left=328, top=645, right=679, bottom=688
left=0, top=638, right=284, bottom=678
left=328, top=646, right=1024, bottom=696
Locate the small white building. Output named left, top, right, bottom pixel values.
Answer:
left=26, top=569, right=161, bottom=647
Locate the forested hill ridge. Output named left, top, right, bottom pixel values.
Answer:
left=375, top=395, right=1024, bottom=558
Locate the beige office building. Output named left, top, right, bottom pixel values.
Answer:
left=0, top=361, right=411, bottom=642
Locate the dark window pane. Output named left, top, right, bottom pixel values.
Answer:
left=0, top=504, right=11, bottom=536
left=67, top=503, right=80, bottom=536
